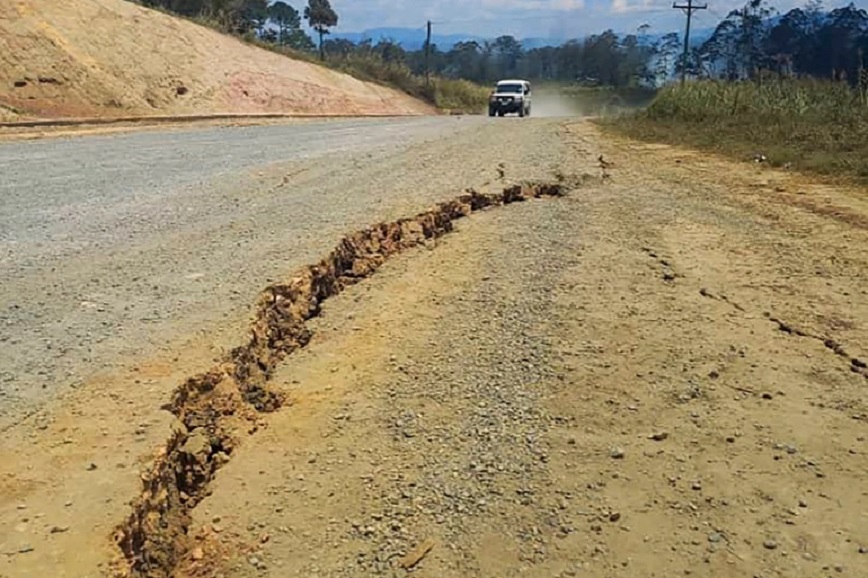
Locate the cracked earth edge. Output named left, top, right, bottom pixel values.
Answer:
left=110, top=181, right=568, bottom=578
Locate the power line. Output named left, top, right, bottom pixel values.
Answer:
left=673, top=0, right=707, bottom=84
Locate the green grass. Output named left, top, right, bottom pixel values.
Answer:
left=296, top=51, right=490, bottom=113
left=606, top=78, right=868, bottom=182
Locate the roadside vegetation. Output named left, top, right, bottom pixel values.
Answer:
left=608, top=79, right=868, bottom=181
left=604, top=0, right=868, bottom=182
left=257, top=42, right=490, bottom=113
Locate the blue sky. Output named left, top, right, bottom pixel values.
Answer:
left=324, top=0, right=862, bottom=39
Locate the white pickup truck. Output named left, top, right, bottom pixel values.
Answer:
left=488, top=79, right=532, bottom=118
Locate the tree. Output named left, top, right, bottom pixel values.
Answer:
left=493, top=35, right=523, bottom=78
left=656, top=33, right=682, bottom=83
left=736, top=0, right=777, bottom=77
left=304, top=0, right=339, bottom=60
left=268, top=1, right=299, bottom=39
left=699, top=18, right=740, bottom=79
left=447, top=41, right=482, bottom=81
left=242, top=0, right=269, bottom=35
left=267, top=1, right=314, bottom=50
left=374, top=40, right=407, bottom=64
left=323, top=38, right=356, bottom=58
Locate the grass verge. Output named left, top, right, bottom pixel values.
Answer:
left=605, top=79, right=868, bottom=183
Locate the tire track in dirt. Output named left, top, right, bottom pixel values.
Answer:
left=113, top=182, right=567, bottom=578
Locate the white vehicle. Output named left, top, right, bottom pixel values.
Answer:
left=488, top=79, right=532, bottom=117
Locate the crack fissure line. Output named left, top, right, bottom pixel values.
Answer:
left=112, top=182, right=567, bottom=578
left=697, top=287, right=866, bottom=380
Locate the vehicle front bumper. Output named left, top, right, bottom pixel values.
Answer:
left=489, top=98, right=524, bottom=113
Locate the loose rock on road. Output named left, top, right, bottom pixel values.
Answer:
left=0, top=117, right=866, bottom=578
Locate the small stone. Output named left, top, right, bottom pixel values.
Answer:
left=18, top=544, right=34, bottom=554
left=834, top=565, right=844, bottom=573
left=609, top=512, right=621, bottom=522
left=798, top=499, right=808, bottom=508
left=762, top=393, right=774, bottom=400
left=191, top=547, right=204, bottom=561
left=858, top=545, right=867, bottom=554
left=725, top=436, right=736, bottom=443
left=49, top=525, right=69, bottom=534
left=87, top=463, right=98, bottom=471
left=692, top=481, right=702, bottom=491
left=763, top=540, right=779, bottom=550
left=708, top=532, right=723, bottom=543
left=249, top=556, right=260, bottom=567
left=610, top=447, right=625, bottom=459
left=650, top=432, right=669, bottom=442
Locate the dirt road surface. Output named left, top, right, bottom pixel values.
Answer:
left=1, top=117, right=867, bottom=578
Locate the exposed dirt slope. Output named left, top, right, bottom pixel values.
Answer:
left=0, top=0, right=432, bottom=119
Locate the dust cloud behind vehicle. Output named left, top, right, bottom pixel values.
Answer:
left=525, top=86, right=656, bottom=118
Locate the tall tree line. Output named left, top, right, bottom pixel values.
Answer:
left=696, top=1, right=868, bottom=83
left=133, top=0, right=868, bottom=88
left=318, top=2, right=868, bottom=88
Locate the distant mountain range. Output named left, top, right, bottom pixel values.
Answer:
left=332, top=26, right=716, bottom=51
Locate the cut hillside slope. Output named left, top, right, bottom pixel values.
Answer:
left=0, top=0, right=433, bottom=120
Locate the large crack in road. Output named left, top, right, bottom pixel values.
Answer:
left=114, top=182, right=567, bottom=578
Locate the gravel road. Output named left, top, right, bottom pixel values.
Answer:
left=2, top=118, right=867, bottom=578
left=0, top=116, right=494, bottom=427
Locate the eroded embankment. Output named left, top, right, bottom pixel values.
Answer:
left=113, top=182, right=566, bottom=578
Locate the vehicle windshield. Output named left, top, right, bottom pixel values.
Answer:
left=496, top=83, right=524, bottom=94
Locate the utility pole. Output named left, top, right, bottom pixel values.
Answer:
left=425, top=20, right=432, bottom=88
left=672, top=0, right=707, bottom=85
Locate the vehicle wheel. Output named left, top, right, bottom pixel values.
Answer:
left=519, top=107, right=525, bottom=118
left=526, top=106, right=531, bottom=117
left=488, top=108, right=495, bottom=117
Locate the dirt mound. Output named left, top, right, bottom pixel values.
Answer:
left=0, top=0, right=432, bottom=120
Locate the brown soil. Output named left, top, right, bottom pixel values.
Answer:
left=0, top=0, right=431, bottom=120
left=114, top=183, right=565, bottom=578
left=1, top=119, right=866, bottom=578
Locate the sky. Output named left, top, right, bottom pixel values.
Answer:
left=324, top=0, right=864, bottom=39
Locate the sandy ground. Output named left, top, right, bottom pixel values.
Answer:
left=0, top=0, right=431, bottom=120
left=1, top=119, right=867, bottom=578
